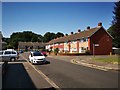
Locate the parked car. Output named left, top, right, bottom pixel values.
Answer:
left=19, top=49, right=24, bottom=53
left=40, top=51, right=47, bottom=56
left=29, top=51, right=49, bottom=64
left=0, top=49, right=19, bottom=62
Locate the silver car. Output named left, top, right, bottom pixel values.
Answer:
left=0, top=49, right=19, bottom=62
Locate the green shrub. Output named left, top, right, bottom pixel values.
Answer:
left=54, top=48, right=59, bottom=55
left=85, top=50, right=90, bottom=54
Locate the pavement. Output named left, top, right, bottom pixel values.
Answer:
left=2, top=55, right=55, bottom=89
left=48, top=55, right=120, bottom=71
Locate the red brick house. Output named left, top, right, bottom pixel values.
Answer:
left=46, top=23, right=113, bottom=55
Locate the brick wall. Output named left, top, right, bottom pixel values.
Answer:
left=90, top=27, right=112, bottom=55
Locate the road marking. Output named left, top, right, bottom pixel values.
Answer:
left=21, top=55, right=61, bottom=90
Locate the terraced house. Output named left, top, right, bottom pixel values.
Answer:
left=46, top=23, right=113, bottom=55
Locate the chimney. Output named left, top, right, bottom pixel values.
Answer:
left=87, top=26, right=90, bottom=30
left=71, top=32, right=74, bottom=35
left=78, top=29, right=81, bottom=33
left=65, top=34, right=68, bottom=36
left=98, top=22, right=102, bottom=26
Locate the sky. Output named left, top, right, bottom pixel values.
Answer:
left=2, top=2, right=115, bottom=38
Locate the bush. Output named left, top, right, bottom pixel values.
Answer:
left=85, top=50, right=90, bottom=54
left=114, top=49, right=120, bottom=55
left=54, top=48, right=59, bottom=55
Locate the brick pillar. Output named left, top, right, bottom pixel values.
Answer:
left=77, top=40, right=79, bottom=53
left=88, top=38, right=90, bottom=51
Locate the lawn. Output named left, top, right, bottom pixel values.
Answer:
left=92, top=55, right=120, bottom=64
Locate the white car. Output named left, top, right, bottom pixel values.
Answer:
left=29, top=51, right=46, bottom=64
left=0, top=49, right=19, bottom=62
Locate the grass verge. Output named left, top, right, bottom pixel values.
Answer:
left=92, top=56, right=120, bottom=64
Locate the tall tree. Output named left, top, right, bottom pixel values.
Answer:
left=56, top=32, right=64, bottom=38
left=108, top=1, right=120, bottom=48
left=43, top=32, right=56, bottom=42
left=8, top=31, right=43, bottom=49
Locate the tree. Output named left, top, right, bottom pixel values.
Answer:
left=54, top=48, right=59, bottom=55
left=8, top=31, right=43, bottom=49
left=4, top=31, right=64, bottom=49
left=43, top=32, right=56, bottom=42
left=56, top=32, right=64, bottom=38
left=108, top=1, right=120, bottom=48
left=107, top=25, right=116, bottom=47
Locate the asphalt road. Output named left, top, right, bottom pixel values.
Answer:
left=21, top=52, right=119, bottom=89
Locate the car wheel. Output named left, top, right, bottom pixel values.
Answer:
left=10, top=57, right=16, bottom=62
left=31, top=60, right=34, bottom=65
left=29, top=59, right=31, bottom=63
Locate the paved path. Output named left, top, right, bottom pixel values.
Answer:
left=2, top=55, right=53, bottom=89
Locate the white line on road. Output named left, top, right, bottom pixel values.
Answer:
left=21, top=55, right=61, bottom=90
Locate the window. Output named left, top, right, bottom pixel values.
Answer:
left=0, top=51, right=3, bottom=55
left=81, top=47, right=84, bottom=50
left=80, top=39, right=83, bottom=42
left=33, top=52, right=43, bottom=56
left=83, top=38, right=86, bottom=42
left=81, top=47, right=86, bottom=50
left=81, top=38, right=88, bottom=42
left=12, top=51, right=16, bottom=54
left=86, top=38, right=88, bottom=42
left=5, top=51, right=11, bottom=54
left=64, top=42, right=68, bottom=44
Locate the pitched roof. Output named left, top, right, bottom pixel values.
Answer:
left=18, top=42, right=45, bottom=47
left=47, top=26, right=103, bottom=45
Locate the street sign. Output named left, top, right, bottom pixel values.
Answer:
left=94, top=44, right=99, bottom=46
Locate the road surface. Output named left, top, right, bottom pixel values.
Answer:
left=3, top=52, right=119, bottom=89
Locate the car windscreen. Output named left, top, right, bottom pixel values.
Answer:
left=33, top=52, right=43, bottom=56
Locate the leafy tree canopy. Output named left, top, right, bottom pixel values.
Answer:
left=108, top=1, right=120, bottom=48
left=3, top=31, right=64, bottom=49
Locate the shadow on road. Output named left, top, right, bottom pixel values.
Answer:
left=2, top=63, right=36, bottom=89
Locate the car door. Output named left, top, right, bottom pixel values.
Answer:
left=2, top=51, right=11, bottom=61
left=0, top=51, right=3, bottom=62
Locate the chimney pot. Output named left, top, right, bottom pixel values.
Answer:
left=98, top=22, right=102, bottom=26
left=65, top=34, right=68, bottom=36
left=71, top=32, right=74, bottom=35
left=78, top=29, right=81, bottom=33
left=87, top=26, right=90, bottom=30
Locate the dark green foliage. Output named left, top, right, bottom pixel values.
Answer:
left=108, top=1, right=120, bottom=48
left=6, top=31, right=44, bottom=49
left=54, top=48, right=59, bottom=55
left=3, top=31, right=64, bottom=49
left=56, top=32, right=64, bottom=38
left=44, top=32, right=56, bottom=42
